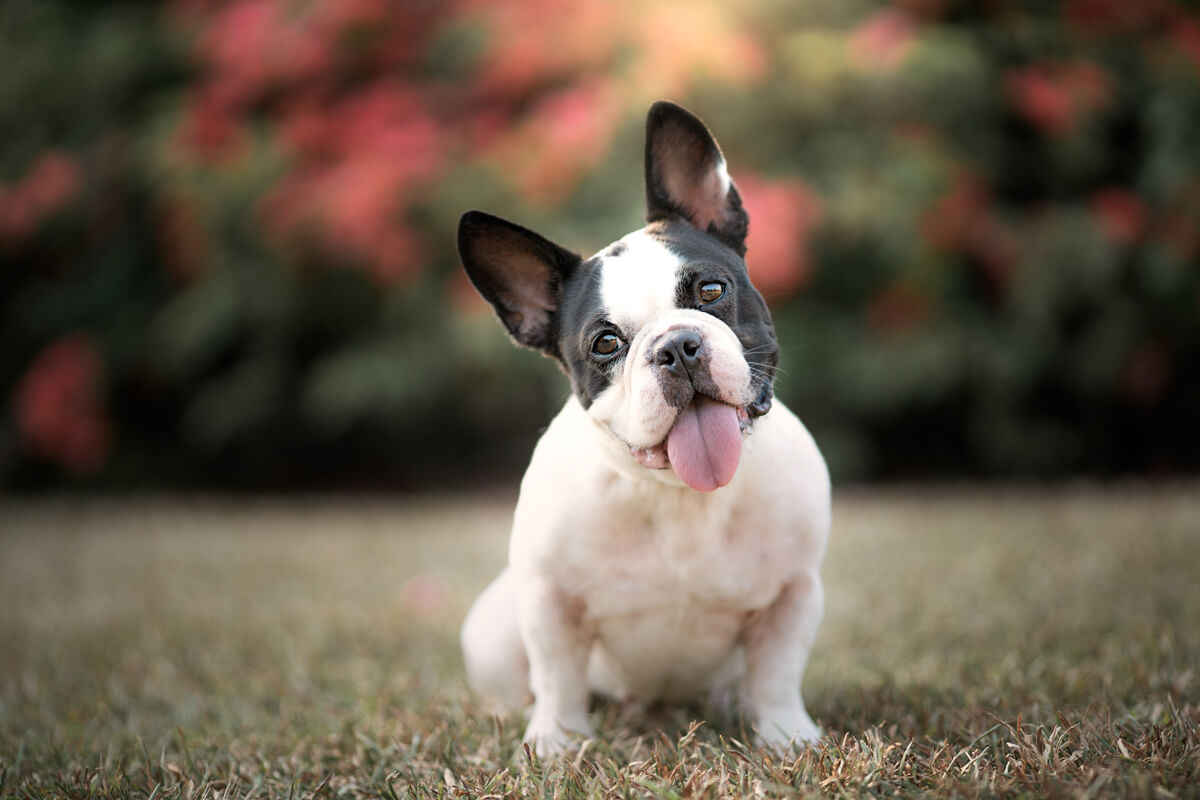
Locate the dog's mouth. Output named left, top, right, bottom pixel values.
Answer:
left=630, top=398, right=754, bottom=492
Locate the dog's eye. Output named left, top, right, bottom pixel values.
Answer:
left=698, top=282, right=725, bottom=304
left=591, top=333, right=622, bottom=357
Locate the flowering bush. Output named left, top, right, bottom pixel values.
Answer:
left=15, top=335, right=111, bottom=475
left=1, top=0, right=1198, bottom=487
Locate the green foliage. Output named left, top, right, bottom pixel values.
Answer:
left=2, top=0, right=1199, bottom=487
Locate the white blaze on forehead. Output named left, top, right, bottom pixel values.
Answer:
left=598, top=230, right=682, bottom=331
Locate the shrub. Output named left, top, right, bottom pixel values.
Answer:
left=2, top=0, right=1198, bottom=487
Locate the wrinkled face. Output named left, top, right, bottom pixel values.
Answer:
left=457, top=101, right=781, bottom=491
left=556, top=218, right=777, bottom=459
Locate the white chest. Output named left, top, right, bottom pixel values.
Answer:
left=538, top=482, right=795, bottom=621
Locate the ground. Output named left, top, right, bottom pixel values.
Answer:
left=1, top=486, right=1197, bottom=798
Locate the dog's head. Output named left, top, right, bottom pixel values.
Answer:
left=458, top=101, right=778, bottom=492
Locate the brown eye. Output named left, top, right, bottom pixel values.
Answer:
left=591, top=332, right=622, bottom=357
left=699, top=282, right=725, bottom=304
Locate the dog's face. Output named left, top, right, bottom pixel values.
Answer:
left=458, top=102, right=778, bottom=491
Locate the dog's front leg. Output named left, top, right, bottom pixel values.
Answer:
left=742, top=574, right=825, bottom=749
left=518, top=575, right=594, bottom=755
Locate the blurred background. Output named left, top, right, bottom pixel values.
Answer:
left=1, top=0, right=1198, bottom=492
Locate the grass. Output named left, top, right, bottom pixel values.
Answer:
left=1, top=485, right=1197, bottom=798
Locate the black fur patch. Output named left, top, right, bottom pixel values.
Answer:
left=649, top=219, right=778, bottom=414
left=550, top=218, right=777, bottom=414
left=554, top=258, right=617, bottom=409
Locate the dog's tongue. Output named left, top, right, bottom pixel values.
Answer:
left=666, top=397, right=742, bottom=492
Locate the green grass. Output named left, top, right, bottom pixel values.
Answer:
left=1, top=487, right=1198, bottom=798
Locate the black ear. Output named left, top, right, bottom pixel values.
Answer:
left=457, top=211, right=581, bottom=354
left=645, top=101, right=749, bottom=255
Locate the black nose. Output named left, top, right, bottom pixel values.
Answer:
left=655, top=329, right=705, bottom=378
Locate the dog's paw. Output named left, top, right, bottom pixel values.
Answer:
left=754, top=706, right=823, bottom=751
left=522, top=715, right=594, bottom=758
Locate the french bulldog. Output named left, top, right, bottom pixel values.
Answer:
left=458, top=101, right=830, bottom=755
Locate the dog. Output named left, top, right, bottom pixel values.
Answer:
left=457, top=101, right=830, bottom=755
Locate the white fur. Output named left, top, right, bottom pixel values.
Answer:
left=462, top=398, right=829, bottom=753
left=591, top=232, right=754, bottom=455
left=461, top=241, right=832, bottom=753
left=599, top=230, right=681, bottom=334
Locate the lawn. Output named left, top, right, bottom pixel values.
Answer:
left=1, top=486, right=1197, bottom=798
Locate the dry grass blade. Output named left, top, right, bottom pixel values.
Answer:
left=0, top=486, right=1197, bottom=798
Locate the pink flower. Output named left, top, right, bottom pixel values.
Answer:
left=737, top=174, right=823, bottom=299
left=263, top=84, right=444, bottom=284
left=848, top=8, right=917, bottom=71
left=264, top=158, right=428, bottom=286
left=466, top=0, right=620, bottom=98
left=15, top=335, right=112, bottom=475
left=200, top=0, right=279, bottom=106
left=333, top=85, right=443, bottom=179
left=488, top=81, right=621, bottom=204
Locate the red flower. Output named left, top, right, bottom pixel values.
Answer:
left=1159, top=181, right=1200, bottom=259
left=922, top=172, right=988, bottom=252
left=263, top=83, right=444, bottom=284
left=1005, top=67, right=1074, bottom=135
left=921, top=171, right=1019, bottom=281
left=1063, top=0, right=1160, bottom=35
left=174, top=91, right=247, bottom=162
left=737, top=174, right=823, bottom=299
left=1171, top=16, right=1200, bottom=76
left=24, top=153, right=82, bottom=216
left=488, top=80, right=622, bottom=204
left=0, top=151, right=82, bottom=243
left=848, top=8, right=917, bottom=71
left=15, top=335, right=112, bottom=475
left=1091, top=188, right=1148, bottom=246
left=1004, top=61, right=1112, bottom=137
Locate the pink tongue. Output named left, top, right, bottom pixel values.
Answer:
left=666, top=397, right=742, bottom=492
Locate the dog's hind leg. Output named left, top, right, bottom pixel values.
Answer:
left=461, top=567, right=532, bottom=710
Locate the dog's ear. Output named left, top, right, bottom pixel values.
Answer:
left=458, top=211, right=581, bottom=355
left=645, top=101, right=749, bottom=255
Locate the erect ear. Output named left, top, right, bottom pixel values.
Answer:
left=644, top=100, right=749, bottom=255
left=457, top=210, right=581, bottom=354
